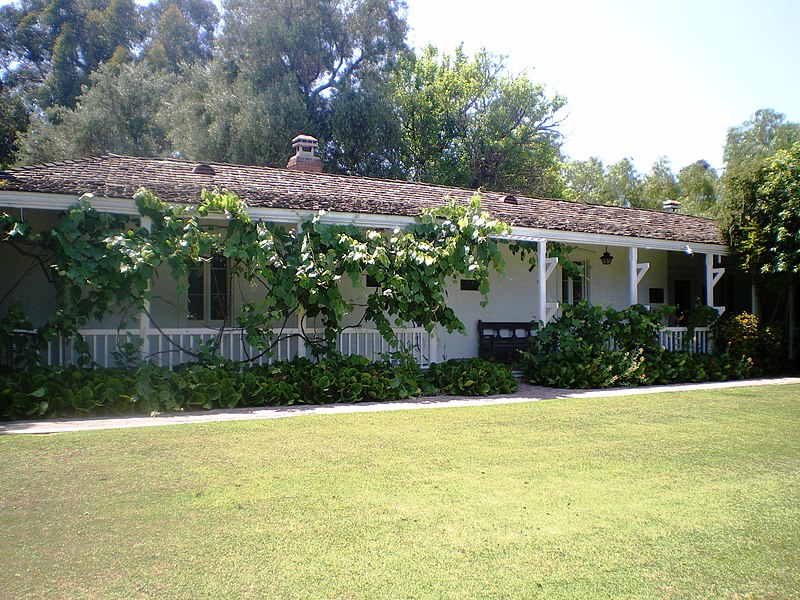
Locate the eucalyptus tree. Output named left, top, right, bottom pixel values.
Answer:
left=676, top=159, right=719, bottom=217
left=389, top=45, right=566, bottom=197
left=219, top=0, right=408, bottom=127
left=141, top=0, right=220, bottom=72
left=15, top=62, right=176, bottom=163
left=562, top=157, right=643, bottom=206
left=0, top=0, right=142, bottom=109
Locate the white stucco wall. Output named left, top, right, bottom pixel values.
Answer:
left=0, top=205, right=710, bottom=362
left=433, top=242, right=676, bottom=361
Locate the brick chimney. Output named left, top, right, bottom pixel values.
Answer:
left=286, top=134, right=323, bottom=172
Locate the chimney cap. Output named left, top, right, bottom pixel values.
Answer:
left=292, top=134, right=318, bottom=148
left=662, top=199, right=681, bottom=212
left=287, top=133, right=323, bottom=172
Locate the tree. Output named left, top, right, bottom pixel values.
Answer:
left=562, top=157, right=643, bottom=206
left=219, top=0, right=408, bottom=126
left=562, top=157, right=605, bottom=203
left=141, top=0, right=219, bottom=72
left=0, top=92, right=30, bottom=166
left=325, top=67, right=406, bottom=178
left=728, top=143, right=800, bottom=276
left=389, top=45, right=566, bottom=196
left=640, top=156, right=679, bottom=209
left=676, top=159, right=718, bottom=217
left=721, top=109, right=800, bottom=234
left=721, top=109, right=800, bottom=332
left=166, top=63, right=311, bottom=166
left=15, top=62, right=175, bottom=162
left=0, top=0, right=142, bottom=109
left=604, top=158, right=643, bottom=207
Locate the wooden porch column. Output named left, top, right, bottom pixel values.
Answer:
left=628, top=247, right=649, bottom=306
left=537, top=240, right=547, bottom=324
left=537, top=239, right=559, bottom=325
left=296, top=220, right=308, bottom=358
left=139, top=215, right=152, bottom=361
left=705, top=253, right=726, bottom=315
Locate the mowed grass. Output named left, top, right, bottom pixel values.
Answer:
left=1, top=385, right=799, bottom=599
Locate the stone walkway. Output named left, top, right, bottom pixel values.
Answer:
left=2, top=377, right=798, bottom=435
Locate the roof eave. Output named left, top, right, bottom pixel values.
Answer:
left=0, top=190, right=728, bottom=254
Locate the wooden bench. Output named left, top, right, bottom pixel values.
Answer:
left=477, top=320, right=537, bottom=363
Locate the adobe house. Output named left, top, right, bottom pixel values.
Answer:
left=0, top=135, right=732, bottom=367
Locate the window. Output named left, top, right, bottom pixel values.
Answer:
left=188, top=256, right=230, bottom=321
left=460, top=279, right=480, bottom=291
left=649, top=287, right=665, bottom=304
left=561, top=261, right=588, bottom=305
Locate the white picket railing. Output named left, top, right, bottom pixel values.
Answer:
left=39, top=326, right=437, bottom=368
left=14, top=325, right=708, bottom=368
left=658, top=327, right=712, bottom=353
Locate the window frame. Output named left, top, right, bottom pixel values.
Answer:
left=561, top=260, right=589, bottom=306
left=187, top=256, right=231, bottom=323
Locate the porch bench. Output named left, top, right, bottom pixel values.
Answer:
left=477, top=320, right=537, bottom=363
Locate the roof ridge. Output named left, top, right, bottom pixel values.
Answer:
left=0, top=154, right=721, bottom=232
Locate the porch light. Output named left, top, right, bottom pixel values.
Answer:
left=600, top=247, right=614, bottom=265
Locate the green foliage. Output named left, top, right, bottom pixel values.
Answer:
left=0, top=93, right=29, bottom=166
left=643, top=351, right=753, bottom=385
left=389, top=45, right=566, bottom=197
left=677, top=159, right=719, bottom=217
left=517, top=301, right=758, bottom=389
left=142, top=0, right=219, bottom=72
left=1, top=189, right=509, bottom=364
left=0, top=354, right=518, bottom=420
left=562, top=157, right=646, bottom=208
left=721, top=110, right=800, bottom=265
left=425, top=358, right=517, bottom=396
left=726, top=143, right=800, bottom=277
left=2, top=0, right=569, bottom=189
left=520, top=302, right=669, bottom=389
left=16, top=62, right=176, bottom=163
left=712, top=311, right=786, bottom=376
left=562, top=155, right=720, bottom=217
left=641, top=156, right=680, bottom=209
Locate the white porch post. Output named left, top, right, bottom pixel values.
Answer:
left=628, top=247, right=650, bottom=306
left=629, top=247, right=638, bottom=305
left=537, top=240, right=547, bottom=324
left=139, top=215, right=153, bottom=362
left=295, top=220, right=308, bottom=358
left=705, top=253, right=726, bottom=315
left=537, top=239, right=559, bottom=324
left=428, top=329, right=438, bottom=365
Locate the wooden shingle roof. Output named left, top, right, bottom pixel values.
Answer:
left=0, top=154, right=724, bottom=245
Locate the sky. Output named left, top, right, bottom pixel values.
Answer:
left=404, top=0, right=800, bottom=174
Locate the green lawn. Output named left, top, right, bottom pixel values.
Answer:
left=1, top=385, right=799, bottom=599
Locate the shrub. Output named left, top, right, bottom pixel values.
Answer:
left=520, top=302, right=669, bottom=389
left=519, top=301, right=761, bottom=389
left=643, top=351, right=753, bottom=384
left=0, top=354, right=517, bottom=421
left=713, top=312, right=786, bottom=376
left=425, top=358, right=517, bottom=396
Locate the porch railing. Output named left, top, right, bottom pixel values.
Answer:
left=658, top=327, right=712, bottom=353
left=39, top=326, right=437, bottom=369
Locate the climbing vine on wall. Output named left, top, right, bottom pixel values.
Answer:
left=1, top=189, right=511, bottom=365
